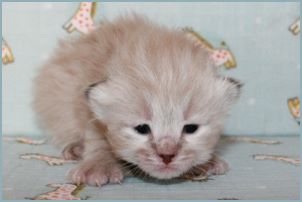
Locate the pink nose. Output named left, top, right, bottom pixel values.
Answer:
left=159, top=154, right=175, bottom=164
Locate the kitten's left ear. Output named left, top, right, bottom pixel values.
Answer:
left=226, top=77, right=243, bottom=90
left=220, top=77, right=243, bottom=103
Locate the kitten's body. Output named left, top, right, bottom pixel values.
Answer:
left=33, top=15, right=240, bottom=186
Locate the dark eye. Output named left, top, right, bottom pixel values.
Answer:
left=134, top=124, right=151, bottom=135
left=183, top=124, right=199, bottom=134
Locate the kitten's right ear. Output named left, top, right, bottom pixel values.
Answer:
left=85, top=78, right=113, bottom=121
left=85, top=78, right=111, bottom=105
left=85, top=82, right=101, bottom=99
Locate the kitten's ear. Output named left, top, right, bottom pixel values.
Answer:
left=85, top=79, right=110, bottom=103
left=219, top=77, right=243, bottom=104
left=85, top=82, right=101, bottom=100
left=85, top=79, right=112, bottom=119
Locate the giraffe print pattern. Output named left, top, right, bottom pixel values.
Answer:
left=210, top=49, right=235, bottom=67
left=2, top=38, right=14, bottom=65
left=28, top=183, right=86, bottom=200
left=289, top=17, right=300, bottom=35
left=64, top=2, right=97, bottom=34
left=227, top=136, right=281, bottom=145
left=287, top=97, right=300, bottom=125
left=253, top=154, right=300, bottom=166
left=183, top=27, right=237, bottom=69
left=20, top=153, right=77, bottom=166
left=3, top=136, right=46, bottom=145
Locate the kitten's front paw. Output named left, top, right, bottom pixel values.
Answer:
left=183, top=155, right=229, bottom=180
left=199, top=155, right=229, bottom=176
left=208, top=158, right=228, bottom=175
left=68, top=163, right=124, bottom=187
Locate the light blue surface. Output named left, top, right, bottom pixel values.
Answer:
left=2, top=136, right=300, bottom=200
left=0, top=1, right=3, bottom=201
left=2, top=2, right=300, bottom=136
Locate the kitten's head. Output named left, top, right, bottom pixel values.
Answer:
left=86, top=18, right=242, bottom=179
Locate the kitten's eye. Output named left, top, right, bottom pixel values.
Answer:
left=183, top=124, right=199, bottom=134
left=134, top=124, right=151, bottom=135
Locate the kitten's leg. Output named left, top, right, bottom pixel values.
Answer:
left=62, top=141, right=84, bottom=160
left=204, top=155, right=229, bottom=175
left=68, top=124, right=124, bottom=186
left=183, top=155, right=228, bottom=180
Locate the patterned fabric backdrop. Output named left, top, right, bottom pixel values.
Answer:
left=2, top=2, right=300, bottom=136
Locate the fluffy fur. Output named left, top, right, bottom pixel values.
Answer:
left=33, top=14, right=241, bottom=186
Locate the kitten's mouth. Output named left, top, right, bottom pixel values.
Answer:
left=118, top=160, right=182, bottom=179
left=155, top=165, right=176, bottom=172
left=140, top=162, right=189, bottom=179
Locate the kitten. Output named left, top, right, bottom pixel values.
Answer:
left=33, top=14, right=241, bottom=186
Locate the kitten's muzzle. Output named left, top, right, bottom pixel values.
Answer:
left=155, top=136, right=179, bottom=165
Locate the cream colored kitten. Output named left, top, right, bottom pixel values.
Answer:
left=33, top=14, right=241, bottom=186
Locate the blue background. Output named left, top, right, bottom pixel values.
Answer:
left=2, top=2, right=300, bottom=136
